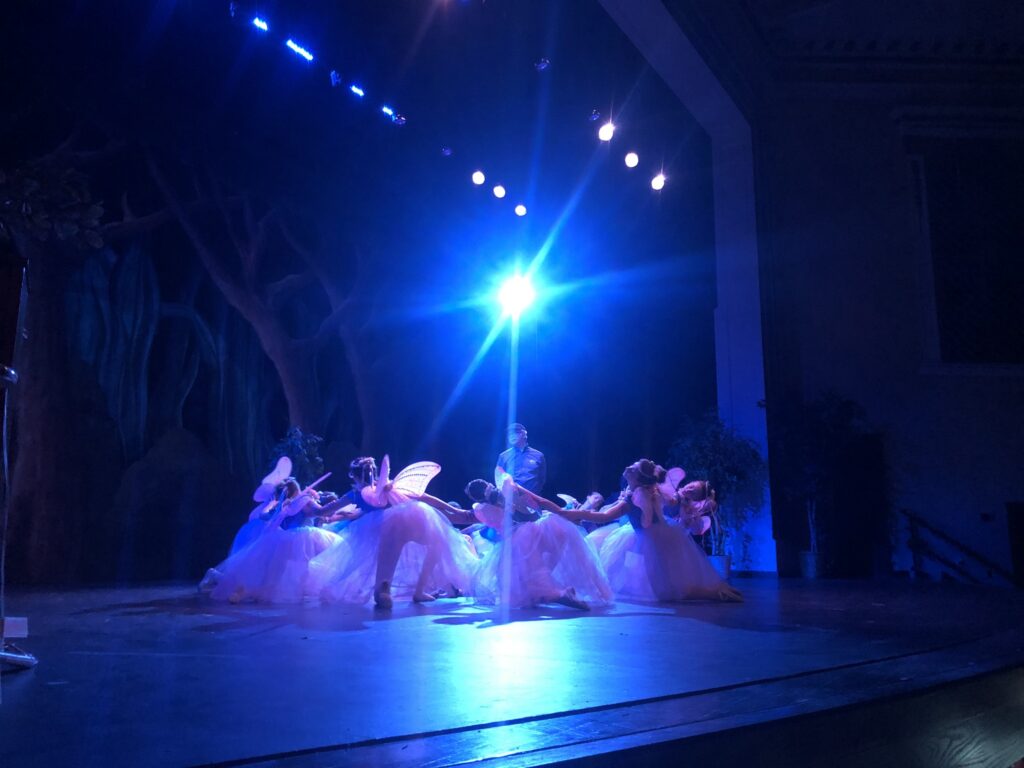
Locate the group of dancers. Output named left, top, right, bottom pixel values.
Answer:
left=200, top=424, right=742, bottom=610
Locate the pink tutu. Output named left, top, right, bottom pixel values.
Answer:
left=202, top=525, right=340, bottom=604
left=587, top=522, right=741, bottom=602
left=309, top=501, right=477, bottom=604
left=474, top=512, right=613, bottom=608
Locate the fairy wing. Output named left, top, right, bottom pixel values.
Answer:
left=379, top=455, right=391, bottom=488
left=658, top=467, right=685, bottom=501
left=252, top=482, right=277, bottom=503
left=557, top=493, right=579, bottom=509
left=392, top=461, right=441, bottom=497
left=254, top=456, right=293, bottom=501
left=686, top=515, right=712, bottom=536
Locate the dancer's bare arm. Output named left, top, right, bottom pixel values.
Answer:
left=416, top=493, right=476, bottom=524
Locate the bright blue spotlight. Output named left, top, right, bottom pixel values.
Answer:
left=350, top=84, right=365, bottom=97
left=498, top=274, right=537, bottom=320
left=285, top=39, right=314, bottom=61
left=252, top=17, right=269, bottom=31
left=381, top=105, right=394, bottom=117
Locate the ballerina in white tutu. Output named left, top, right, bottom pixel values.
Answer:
left=202, top=474, right=347, bottom=604
left=309, top=456, right=477, bottom=609
left=569, top=459, right=742, bottom=603
left=467, top=477, right=612, bottom=610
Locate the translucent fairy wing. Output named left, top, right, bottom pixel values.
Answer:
left=392, top=461, right=441, bottom=497
left=252, top=482, right=277, bottom=502
left=658, top=467, right=686, bottom=501
left=379, top=455, right=391, bottom=488
left=687, top=515, right=712, bottom=536
left=255, top=456, right=293, bottom=500
left=262, top=456, right=292, bottom=486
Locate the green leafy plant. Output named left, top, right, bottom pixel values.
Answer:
left=667, top=411, right=766, bottom=556
left=272, top=427, right=325, bottom=486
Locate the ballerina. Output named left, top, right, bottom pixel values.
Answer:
left=201, top=472, right=347, bottom=603
left=309, top=456, right=477, bottom=609
left=466, top=476, right=612, bottom=610
left=226, top=456, right=293, bottom=555
left=569, top=459, right=742, bottom=603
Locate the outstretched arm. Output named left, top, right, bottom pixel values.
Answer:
left=562, top=496, right=631, bottom=523
left=417, top=493, right=476, bottom=525
left=514, top=485, right=566, bottom=515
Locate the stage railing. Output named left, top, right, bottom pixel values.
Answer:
left=897, top=508, right=1016, bottom=587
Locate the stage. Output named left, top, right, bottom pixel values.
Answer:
left=2, top=577, right=1022, bottom=767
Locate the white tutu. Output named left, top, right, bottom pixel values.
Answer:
left=587, top=521, right=741, bottom=602
left=309, top=501, right=477, bottom=604
left=474, top=512, right=613, bottom=608
left=202, top=525, right=340, bottom=604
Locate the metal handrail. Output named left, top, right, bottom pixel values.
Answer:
left=897, top=508, right=1015, bottom=585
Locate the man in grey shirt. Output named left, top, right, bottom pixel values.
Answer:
left=495, top=423, right=547, bottom=494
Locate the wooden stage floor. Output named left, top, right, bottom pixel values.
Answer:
left=2, top=577, right=1023, bottom=767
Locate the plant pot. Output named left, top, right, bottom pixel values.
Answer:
left=709, top=554, right=732, bottom=580
left=799, top=550, right=822, bottom=579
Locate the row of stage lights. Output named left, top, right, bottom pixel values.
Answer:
left=249, top=15, right=408, bottom=126
left=234, top=4, right=668, bottom=222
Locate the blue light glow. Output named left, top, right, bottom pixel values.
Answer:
left=252, top=17, right=268, bottom=31
left=350, top=85, right=365, bottom=98
left=498, top=274, right=536, bottom=320
left=285, top=39, right=314, bottom=61
left=381, top=105, right=394, bottom=117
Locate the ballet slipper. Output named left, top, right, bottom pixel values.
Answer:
left=374, top=581, right=393, bottom=609
left=412, top=591, right=437, bottom=603
left=552, top=587, right=589, bottom=611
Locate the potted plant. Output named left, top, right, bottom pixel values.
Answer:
left=667, top=411, right=767, bottom=578
left=785, top=392, right=871, bottom=579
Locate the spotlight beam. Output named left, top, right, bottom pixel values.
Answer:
left=421, top=316, right=509, bottom=448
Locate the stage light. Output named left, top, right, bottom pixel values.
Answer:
left=330, top=71, right=341, bottom=87
left=598, top=122, right=615, bottom=142
left=381, top=105, right=394, bottom=117
left=651, top=173, right=666, bottom=191
left=498, top=274, right=536, bottom=320
left=625, top=152, right=639, bottom=168
left=349, top=84, right=365, bottom=97
left=441, top=147, right=453, bottom=157
left=252, top=17, right=269, bottom=31
left=534, top=58, right=550, bottom=71
left=589, top=109, right=601, bottom=122
left=514, top=204, right=527, bottom=216
left=285, top=39, right=314, bottom=61
left=472, top=171, right=485, bottom=185
left=493, top=185, right=506, bottom=199
left=393, top=114, right=407, bottom=126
